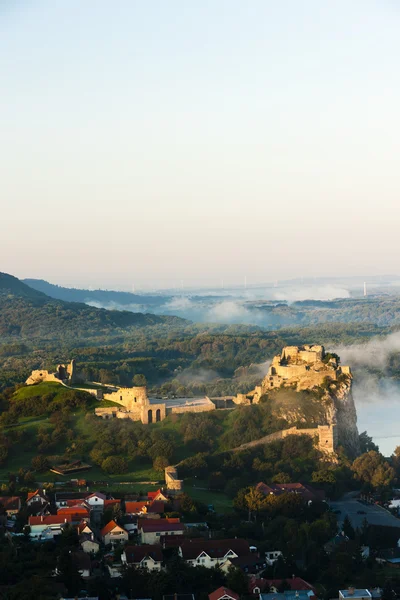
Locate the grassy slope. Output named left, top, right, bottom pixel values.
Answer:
left=4, top=382, right=234, bottom=509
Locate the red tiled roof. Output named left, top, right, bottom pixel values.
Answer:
left=101, top=519, right=127, bottom=537
left=58, top=506, right=90, bottom=517
left=27, top=489, right=46, bottom=502
left=125, top=501, right=148, bottom=514
left=124, top=544, right=163, bottom=564
left=0, top=496, right=21, bottom=511
left=148, top=489, right=162, bottom=500
left=77, top=520, right=92, bottom=534
left=29, top=515, right=72, bottom=526
left=104, top=499, right=120, bottom=508
left=180, top=539, right=250, bottom=560
left=87, top=492, right=106, bottom=501
left=139, top=518, right=184, bottom=533
left=209, top=587, right=239, bottom=600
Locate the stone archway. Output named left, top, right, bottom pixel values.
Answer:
left=147, top=409, right=153, bottom=424
left=156, top=409, right=161, bottom=422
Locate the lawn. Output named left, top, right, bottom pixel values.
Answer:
left=184, top=477, right=233, bottom=513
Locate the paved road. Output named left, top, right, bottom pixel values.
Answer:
left=330, top=498, right=400, bottom=530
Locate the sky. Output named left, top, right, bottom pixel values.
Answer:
left=1, top=0, right=400, bottom=290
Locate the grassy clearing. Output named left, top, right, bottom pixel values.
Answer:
left=184, top=479, right=233, bottom=513
left=13, top=382, right=62, bottom=400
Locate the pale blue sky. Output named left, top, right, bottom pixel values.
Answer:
left=1, top=0, right=400, bottom=289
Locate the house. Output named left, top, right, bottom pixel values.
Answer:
left=55, top=492, right=90, bottom=508
left=125, top=501, right=149, bottom=516
left=26, top=489, right=49, bottom=507
left=266, top=550, right=283, bottom=564
left=29, top=515, right=72, bottom=540
left=139, top=518, right=185, bottom=544
left=100, top=520, right=129, bottom=545
left=209, top=587, right=239, bottom=600
left=0, top=496, right=21, bottom=517
left=80, top=534, right=100, bottom=554
left=256, top=482, right=325, bottom=503
left=73, top=551, right=92, bottom=579
left=86, top=492, right=106, bottom=511
left=223, top=553, right=267, bottom=574
left=376, top=548, right=400, bottom=567
left=256, top=578, right=316, bottom=595
left=121, top=544, right=163, bottom=571
left=57, top=504, right=91, bottom=522
left=260, top=592, right=316, bottom=600
left=339, top=589, right=372, bottom=600
left=77, top=520, right=94, bottom=536
left=146, top=500, right=166, bottom=516
left=104, top=498, right=121, bottom=511
left=179, top=538, right=251, bottom=569
left=148, top=489, right=169, bottom=502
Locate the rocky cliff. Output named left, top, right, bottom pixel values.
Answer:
left=234, top=344, right=360, bottom=456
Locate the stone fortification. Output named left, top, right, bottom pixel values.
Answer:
left=98, top=387, right=215, bottom=424
left=234, top=345, right=360, bottom=456
left=165, top=466, right=183, bottom=493
left=233, top=424, right=338, bottom=454
left=26, top=359, right=83, bottom=386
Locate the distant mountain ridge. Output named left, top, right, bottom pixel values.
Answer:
left=0, top=272, right=187, bottom=339
left=23, top=278, right=167, bottom=306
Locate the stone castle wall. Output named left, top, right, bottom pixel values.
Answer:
left=165, top=466, right=183, bottom=493
left=233, top=424, right=337, bottom=454
left=103, top=386, right=148, bottom=411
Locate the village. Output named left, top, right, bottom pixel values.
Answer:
left=2, top=465, right=400, bottom=600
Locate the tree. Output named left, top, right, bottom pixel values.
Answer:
left=352, top=451, right=395, bottom=488
left=244, top=487, right=265, bottom=520
left=132, top=374, right=147, bottom=386
left=359, top=431, right=379, bottom=453
left=226, top=565, right=250, bottom=595
left=153, top=456, right=169, bottom=472
left=101, top=455, right=128, bottom=474
left=342, top=514, right=355, bottom=540
left=31, top=455, right=49, bottom=472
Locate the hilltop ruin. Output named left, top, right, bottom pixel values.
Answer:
left=234, top=344, right=360, bottom=456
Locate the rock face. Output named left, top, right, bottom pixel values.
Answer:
left=234, top=345, right=360, bottom=456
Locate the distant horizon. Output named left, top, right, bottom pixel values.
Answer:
left=15, top=270, right=400, bottom=294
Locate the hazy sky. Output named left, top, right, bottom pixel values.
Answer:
left=1, top=0, right=400, bottom=289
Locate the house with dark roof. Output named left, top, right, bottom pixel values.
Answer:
left=256, top=482, right=325, bottom=503
left=179, top=538, right=250, bottom=569
left=121, top=544, right=163, bottom=571
left=0, top=496, right=21, bottom=517
left=139, top=518, right=185, bottom=544
left=250, top=577, right=316, bottom=596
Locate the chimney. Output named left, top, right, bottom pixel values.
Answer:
left=41, top=516, right=43, bottom=522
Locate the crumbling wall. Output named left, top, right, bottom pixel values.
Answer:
left=103, top=386, right=148, bottom=411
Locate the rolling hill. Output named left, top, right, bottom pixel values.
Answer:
left=0, top=272, right=188, bottom=340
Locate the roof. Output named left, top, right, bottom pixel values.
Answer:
left=57, top=507, right=90, bottom=517
left=256, top=483, right=325, bottom=502
left=87, top=492, right=106, bottom=501
left=124, top=544, right=163, bottom=564
left=260, top=593, right=315, bottom=600
left=0, top=496, right=21, bottom=511
left=229, top=554, right=267, bottom=571
left=55, top=492, right=90, bottom=501
left=27, top=489, right=47, bottom=502
left=148, top=489, right=162, bottom=500
left=339, top=591, right=372, bottom=599
left=77, top=520, right=93, bottom=534
left=100, top=519, right=127, bottom=537
left=147, top=500, right=165, bottom=513
left=141, top=520, right=185, bottom=533
left=126, top=501, right=148, bottom=514
left=104, top=499, right=120, bottom=508
left=209, top=587, right=240, bottom=600
left=29, top=515, right=72, bottom=526
left=264, top=579, right=316, bottom=592
left=180, top=538, right=250, bottom=560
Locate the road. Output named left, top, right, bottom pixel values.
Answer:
left=330, top=496, right=400, bottom=530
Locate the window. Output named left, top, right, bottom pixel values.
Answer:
left=120, top=395, right=123, bottom=401
left=156, top=533, right=160, bottom=537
